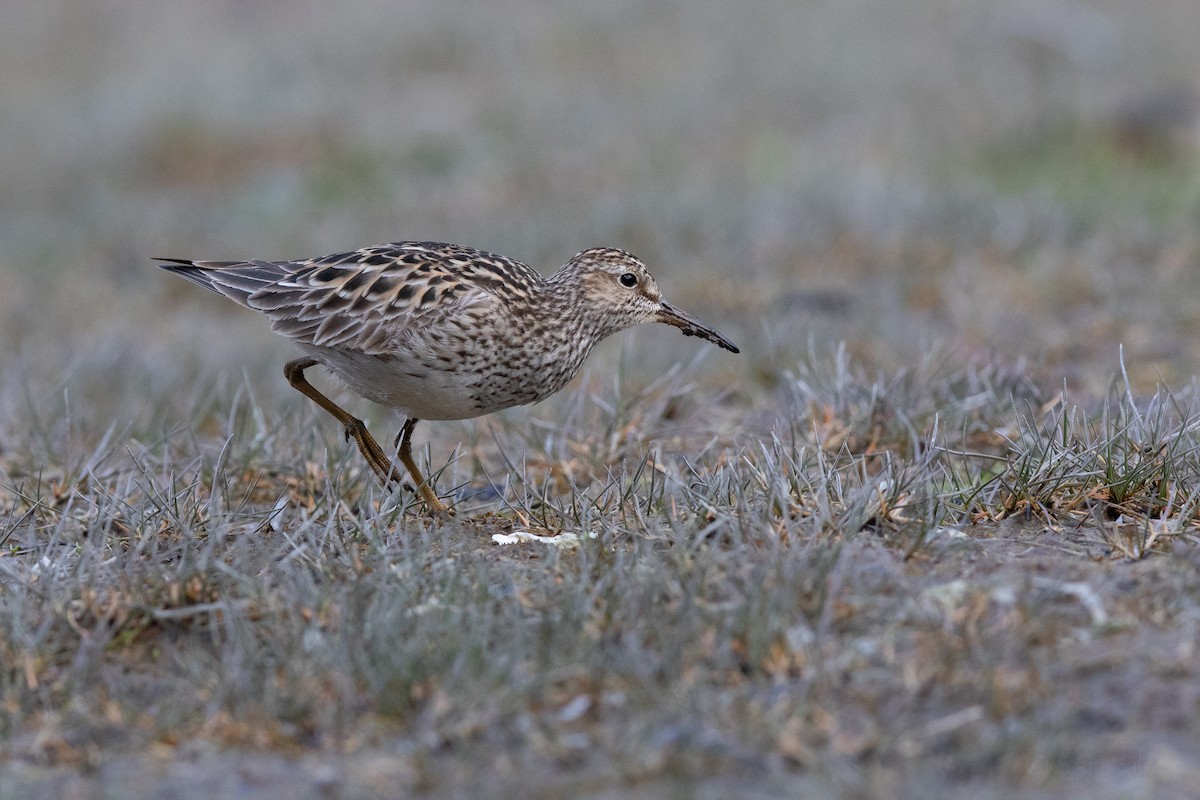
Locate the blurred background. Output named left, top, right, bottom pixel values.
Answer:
left=3, top=0, right=1200, bottom=441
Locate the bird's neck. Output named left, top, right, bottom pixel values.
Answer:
left=540, top=269, right=630, bottom=343
left=516, top=272, right=610, bottom=393
left=535, top=273, right=593, bottom=339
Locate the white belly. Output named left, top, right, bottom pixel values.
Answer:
left=301, top=344, right=489, bottom=420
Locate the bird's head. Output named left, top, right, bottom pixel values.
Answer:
left=555, top=248, right=740, bottom=353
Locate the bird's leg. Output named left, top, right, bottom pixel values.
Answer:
left=283, top=357, right=403, bottom=484
left=283, top=359, right=449, bottom=512
left=393, top=418, right=449, bottom=513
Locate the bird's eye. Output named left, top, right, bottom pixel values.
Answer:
left=619, top=273, right=638, bottom=288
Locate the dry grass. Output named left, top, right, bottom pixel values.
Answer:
left=4, top=1, right=1200, bottom=798
left=4, top=348, right=1200, bottom=798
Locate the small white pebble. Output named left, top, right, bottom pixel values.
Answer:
left=267, top=494, right=289, bottom=532
left=557, top=694, right=592, bottom=722
left=934, top=527, right=968, bottom=538
left=491, top=530, right=595, bottom=547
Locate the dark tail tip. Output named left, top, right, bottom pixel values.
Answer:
left=154, top=257, right=197, bottom=269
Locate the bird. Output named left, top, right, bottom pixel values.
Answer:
left=157, top=241, right=739, bottom=513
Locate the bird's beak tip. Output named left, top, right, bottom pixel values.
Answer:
left=657, top=301, right=739, bottom=354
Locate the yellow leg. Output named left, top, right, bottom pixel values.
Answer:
left=283, top=358, right=449, bottom=513
left=392, top=418, right=448, bottom=512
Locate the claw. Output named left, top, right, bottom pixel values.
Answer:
left=344, top=418, right=366, bottom=444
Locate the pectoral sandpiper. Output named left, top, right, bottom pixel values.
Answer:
left=157, top=241, right=739, bottom=512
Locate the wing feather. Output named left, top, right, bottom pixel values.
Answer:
left=159, top=241, right=537, bottom=355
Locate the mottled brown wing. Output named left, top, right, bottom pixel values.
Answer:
left=247, top=242, right=539, bottom=354
left=159, top=242, right=542, bottom=354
